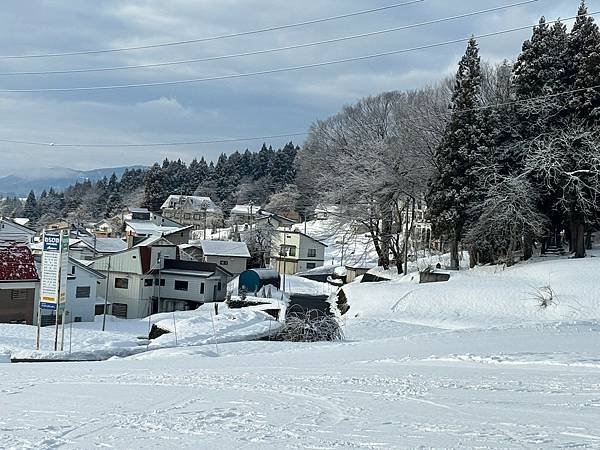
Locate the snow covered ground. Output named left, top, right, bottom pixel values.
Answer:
left=2, top=253, right=600, bottom=448
left=0, top=299, right=283, bottom=361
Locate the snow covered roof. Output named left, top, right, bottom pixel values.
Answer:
left=196, top=240, right=251, bottom=258
left=11, top=218, right=30, bottom=226
left=69, top=257, right=106, bottom=279
left=296, top=265, right=341, bottom=276
left=161, top=195, right=221, bottom=213
left=256, top=210, right=296, bottom=224
left=0, top=244, right=39, bottom=282
left=0, top=217, right=36, bottom=234
left=231, top=204, right=260, bottom=215
left=125, top=220, right=181, bottom=236
left=31, top=237, right=128, bottom=254
left=277, top=229, right=328, bottom=247
left=80, top=237, right=128, bottom=253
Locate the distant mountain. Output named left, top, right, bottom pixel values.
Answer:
left=0, top=166, right=147, bottom=197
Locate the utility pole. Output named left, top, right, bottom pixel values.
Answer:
left=201, top=201, right=208, bottom=240
left=281, top=231, right=287, bottom=292
left=102, top=255, right=111, bottom=332
left=157, top=251, right=162, bottom=314
left=249, top=201, right=254, bottom=230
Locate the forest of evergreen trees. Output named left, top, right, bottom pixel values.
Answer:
left=0, top=143, right=298, bottom=229
left=299, top=1, right=600, bottom=271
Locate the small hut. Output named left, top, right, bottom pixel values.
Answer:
left=239, top=269, right=281, bottom=294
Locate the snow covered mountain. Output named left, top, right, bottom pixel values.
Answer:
left=0, top=166, right=146, bottom=196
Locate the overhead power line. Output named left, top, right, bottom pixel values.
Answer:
left=0, top=0, right=425, bottom=60
left=0, top=1, right=538, bottom=76
left=0, top=132, right=309, bottom=147
left=2, top=83, right=600, bottom=148
left=0, top=12, right=591, bottom=94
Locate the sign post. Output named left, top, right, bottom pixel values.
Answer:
left=38, top=230, right=69, bottom=351
left=59, top=232, right=69, bottom=351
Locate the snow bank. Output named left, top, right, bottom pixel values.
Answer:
left=1, top=300, right=283, bottom=361
left=151, top=303, right=282, bottom=347
left=341, top=254, right=600, bottom=329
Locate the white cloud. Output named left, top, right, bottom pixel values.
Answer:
left=0, top=0, right=592, bottom=172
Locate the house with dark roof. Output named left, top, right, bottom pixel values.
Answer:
left=0, top=244, right=40, bottom=325
left=254, top=210, right=297, bottom=230
left=91, top=243, right=231, bottom=319
left=181, top=240, right=250, bottom=276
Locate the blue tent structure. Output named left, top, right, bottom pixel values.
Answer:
left=239, top=269, right=281, bottom=294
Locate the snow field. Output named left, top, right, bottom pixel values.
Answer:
left=1, top=253, right=600, bottom=447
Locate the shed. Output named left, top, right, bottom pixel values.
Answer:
left=239, top=269, right=280, bottom=294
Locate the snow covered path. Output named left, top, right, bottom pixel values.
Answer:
left=2, top=320, right=600, bottom=449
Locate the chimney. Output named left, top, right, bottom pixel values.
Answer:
left=126, top=232, right=134, bottom=249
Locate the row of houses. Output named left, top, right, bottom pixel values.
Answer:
left=0, top=206, right=329, bottom=324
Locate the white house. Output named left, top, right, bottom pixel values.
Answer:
left=92, top=244, right=231, bottom=319
left=160, top=195, right=223, bottom=231
left=270, top=230, right=327, bottom=275
left=151, top=259, right=232, bottom=311
left=183, top=240, right=250, bottom=276
left=0, top=218, right=36, bottom=245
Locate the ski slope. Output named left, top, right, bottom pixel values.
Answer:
left=2, top=253, right=600, bottom=448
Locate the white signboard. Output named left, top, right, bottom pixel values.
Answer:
left=40, top=232, right=68, bottom=311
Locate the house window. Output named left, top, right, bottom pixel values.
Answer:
left=184, top=213, right=191, bottom=220
left=200, top=282, right=205, bottom=294
left=218, top=282, right=222, bottom=291
left=219, top=260, right=229, bottom=265
left=74, top=317, right=82, bottom=323
left=10, top=290, right=27, bottom=301
left=174, top=280, right=188, bottom=291
left=114, top=278, right=129, bottom=289
left=288, top=247, right=296, bottom=257
left=71, top=265, right=76, bottom=275
left=193, top=214, right=201, bottom=220
left=112, top=303, right=128, bottom=318
left=154, top=278, right=165, bottom=286
left=144, top=279, right=153, bottom=287
left=307, top=248, right=317, bottom=258
left=306, top=263, right=316, bottom=270
left=76, top=286, right=91, bottom=298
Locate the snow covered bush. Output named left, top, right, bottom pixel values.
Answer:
left=530, top=285, right=558, bottom=309
left=272, top=310, right=344, bottom=342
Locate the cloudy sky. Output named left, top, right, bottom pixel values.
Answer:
left=0, top=0, right=591, bottom=175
